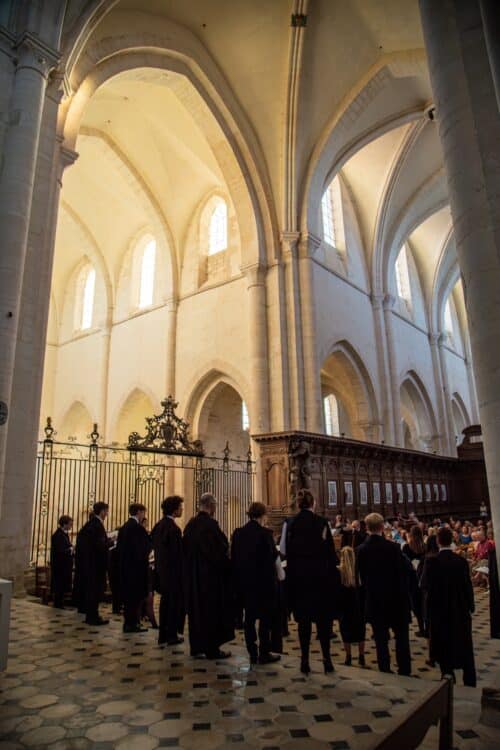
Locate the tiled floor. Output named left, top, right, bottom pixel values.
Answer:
left=0, top=590, right=499, bottom=749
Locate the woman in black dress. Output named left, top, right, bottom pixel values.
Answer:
left=338, top=546, right=365, bottom=666
left=286, top=489, right=340, bottom=674
left=402, top=525, right=426, bottom=635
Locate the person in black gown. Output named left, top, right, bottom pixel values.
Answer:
left=285, top=489, right=340, bottom=674
left=402, top=525, right=426, bottom=636
left=183, top=493, right=234, bottom=659
left=73, top=502, right=110, bottom=626
left=152, top=495, right=185, bottom=646
left=356, top=512, right=411, bottom=675
left=231, top=501, right=281, bottom=665
left=421, top=526, right=476, bottom=686
left=50, top=515, right=73, bottom=608
left=337, top=545, right=365, bottom=666
left=117, top=503, right=152, bottom=633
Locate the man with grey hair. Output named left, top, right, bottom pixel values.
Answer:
left=183, top=493, right=234, bottom=659
left=356, top=512, right=411, bottom=675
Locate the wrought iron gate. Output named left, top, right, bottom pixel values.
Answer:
left=31, top=418, right=255, bottom=569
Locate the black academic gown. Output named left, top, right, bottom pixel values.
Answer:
left=231, top=520, right=278, bottom=618
left=74, top=515, right=109, bottom=616
left=152, top=516, right=185, bottom=639
left=286, top=510, right=340, bottom=623
left=183, top=511, right=234, bottom=655
left=356, top=534, right=411, bottom=629
left=489, top=549, right=500, bottom=638
left=117, top=518, right=151, bottom=607
left=50, top=528, right=73, bottom=600
left=421, top=550, right=476, bottom=682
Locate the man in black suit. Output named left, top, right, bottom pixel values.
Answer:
left=421, top=526, right=476, bottom=686
left=117, top=503, right=152, bottom=633
left=357, top=512, right=411, bottom=675
left=74, top=502, right=110, bottom=625
left=151, top=495, right=185, bottom=646
left=231, top=502, right=281, bottom=665
left=50, top=515, right=73, bottom=608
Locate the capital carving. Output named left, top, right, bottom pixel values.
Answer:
left=242, top=263, right=266, bottom=288
left=370, top=293, right=385, bottom=310
left=383, top=293, right=396, bottom=311
left=298, top=231, right=322, bottom=259
left=280, top=232, right=300, bottom=262
left=14, top=32, right=60, bottom=77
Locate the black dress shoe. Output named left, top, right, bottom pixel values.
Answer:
left=258, top=653, right=281, bottom=665
left=207, top=650, right=231, bottom=660
left=85, top=617, right=109, bottom=626
left=300, top=659, right=311, bottom=675
left=323, top=659, right=335, bottom=673
left=166, top=636, right=184, bottom=645
left=123, top=625, right=148, bottom=633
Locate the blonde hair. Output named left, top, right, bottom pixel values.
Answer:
left=338, top=546, right=358, bottom=588
left=365, top=512, right=384, bottom=533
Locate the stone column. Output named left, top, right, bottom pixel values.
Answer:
left=281, top=233, right=305, bottom=430
left=0, top=77, right=72, bottom=588
left=0, top=34, right=59, bottom=509
left=429, top=332, right=454, bottom=454
left=419, top=0, right=500, bottom=549
left=165, top=297, right=178, bottom=398
left=371, top=293, right=394, bottom=443
left=298, top=233, right=323, bottom=434
left=383, top=295, right=403, bottom=445
left=244, top=265, right=270, bottom=435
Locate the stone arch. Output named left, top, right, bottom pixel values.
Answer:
left=399, top=371, right=438, bottom=452
left=60, top=20, right=277, bottom=265
left=59, top=254, right=108, bottom=341
left=112, top=387, right=157, bottom=446
left=58, top=400, right=95, bottom=443
left=183, top=365, right=251, bottom=434
left=320, top=341, right=380, bottom=442
left=300, top=50, right=428, bottom=238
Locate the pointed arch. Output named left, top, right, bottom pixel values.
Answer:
left=399, top=370, right=438, bottom=451
left=112, top=387, right=157, bottom=446
left=58, top=400, right=95, bottom=443
left=60, top=20, right=277, bottom=265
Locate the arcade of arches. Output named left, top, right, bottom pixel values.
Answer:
left=0, top=0, right=499, bottom=594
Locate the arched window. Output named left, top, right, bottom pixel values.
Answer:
left=138, top=238, right=156, bottom=309
left=323, top=394, right=340, bottom=436
left=321, top=176, right=344, bottom=249
left=242, top=400, right=250, bottom=431
left=208, top=200, right=228, bottom=255
left=395, top=245, right=412, bottom=305
left=444, top=298, right=454, bottom=341
left=79, top=266, right=95, bottom=330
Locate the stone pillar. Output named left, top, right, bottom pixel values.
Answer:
left=429, top=332, right=455, bottom=454
left=281, top=233, right=305, bottom=430
left=438, top=334, right=459, bottom=454
left=0, top=34, right=59, bottom=510
left=165, top=297, right=178, bottom=398
left=371, top=293, right=394, bottom=443
left=100, top=326, right=112, bottom=440
left=244, top=265, right=270, bottom=434
left=383, top=295, right=403, bottom=445
left=0, top=77, right=72, bottom=588
left=298, top=233, right=323, bottom=434
left=419, top=0, right=500, bottom=550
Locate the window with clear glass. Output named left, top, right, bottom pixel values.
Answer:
left=323, top=394, right=340, bottom=436
left=208, top=200, right=228, bottom=255
left=138, top=238, right=156, bottom=309
left=80, top=267, right=96, bottom=330
left=242, top=400, right=250, bottom=431
left=321, top=183, right=336, bottom=246
left=395, top=245, right=412, bottom=305
left=444, top=298, right=454, bottom=342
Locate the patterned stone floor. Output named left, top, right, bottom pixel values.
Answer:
left=0, top=590, right=499, bottom=749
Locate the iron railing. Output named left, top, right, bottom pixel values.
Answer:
left=31, top=423, right=255, bottom=570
